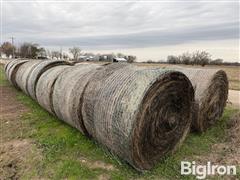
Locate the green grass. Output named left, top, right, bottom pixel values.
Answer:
left=0, top=65, right=8, bottom=86
left=1, top=65, right=239, bottom=179
left=16, top=82, right=240, bottom=179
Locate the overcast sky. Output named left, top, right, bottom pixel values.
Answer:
left=1, top=0, right=239, bottom=61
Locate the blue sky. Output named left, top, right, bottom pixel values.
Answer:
left=1, top=0, right=239, bottom=61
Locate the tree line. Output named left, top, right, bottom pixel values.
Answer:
left=1, top=41, right=238, bottom=66
left=0, top=42, right=137, bottom=63
left=0, top=41, right=69, bottom=59
left=167, top=51, right=227, bottom=66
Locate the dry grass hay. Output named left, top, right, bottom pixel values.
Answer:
left=15, top=61, right=42, bottom=94
left=165, top=67, right=228, bottom=132
left=27, top=60, right=71, bottom=99
left=52, top=63, right=104, bottom=135
left=82, top=64, right=194, bottom=170
left=36, top=65, right=72, bottom=114
left=4, top=61, right=196, bottom=171
left=4, top=59, right=19, bottom=73
left=4, top=60, right=29, bottom=88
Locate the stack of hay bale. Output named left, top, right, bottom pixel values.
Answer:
left=4, top=60, right=228, bottom=171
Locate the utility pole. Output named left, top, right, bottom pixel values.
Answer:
left=10, top=37, right=15, bottom=58
left=60, top=47, right=62, bottom=60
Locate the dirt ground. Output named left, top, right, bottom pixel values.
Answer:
left=0, top=86, right=42, bottom=179
left=228, top=90, right=240, bottom=108
left=195, top=112, right=240, bottom=165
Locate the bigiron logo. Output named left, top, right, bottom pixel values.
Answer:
left=181, top=161, right=237, bottom=179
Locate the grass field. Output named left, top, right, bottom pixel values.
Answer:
left=0, top=64, right=239, bottom=179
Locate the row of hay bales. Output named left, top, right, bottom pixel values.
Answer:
left=4, top=60, right=228, bottom=171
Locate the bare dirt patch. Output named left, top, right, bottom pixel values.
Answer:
left=228, top=90, right=240, bottom=109
left=0, top=139, right=42, bottom=179
left=0, top=86, right=29, bottom=140
left=98, top=174, right=111, bottom=180
left=0, top=85, right=42, bottom=179
left=79, top=157, right=115, bottom=171
left=194, top=112, right=240, bottom=165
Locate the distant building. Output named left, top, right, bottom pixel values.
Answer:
left=99, top=54, right=114, bottom=62
left=0, top=53, right=7, bottom=58
left=78, top=55, right=87, bottom=61
left=78, top=55, right=98, bottom=61
left=113, top=57, right=127, bottom=62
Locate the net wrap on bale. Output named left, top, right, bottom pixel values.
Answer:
left=3, top=61, right=195, bottom=171
left=15, top=60, right=43, bottom=94
left=27, top=60, right=72, bottom=99
left=52, top=63, right=104, bottom=135
left=4, top=60, right=29, bottom=89
left=164, top=66, right=228, bottom=132
left=36, top=65, right=72, bottom=114
left=82, top=64, right=194, bottom=170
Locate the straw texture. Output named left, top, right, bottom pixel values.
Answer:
left=165, top=67, right=228, bottom=132
left=4, top=60, right=29, bottom=88
left=52, top=63, right=104, bottom=134
left=36, top=65, right=72, bottom=114
left=82, top=64, right=194, bottom=170
left=15, top=60, right=43, bottom=94
left=4, top=61, right=195, bottom=171
left=27, top=60, right=71, bottom=99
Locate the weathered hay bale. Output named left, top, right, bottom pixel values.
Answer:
left=4, top=60, right=29, bottom=88
left=4, top=59, right=18, bottom=73
left=52, top=63, right=104, bottom=135
left=27, top=60, right=71, bottom=99
left=36, top=65, right=72, bottom=114
left=15, top=60, right=43, bottom=94
left=165, top=67, right=228, bottom=132
left=4, top=59, right=24, bottom=76
left=82, top=64, right=194, bottom=170
left=4, top=61, right=195, bottom=170
left=74, top=61, right=111, bottom=66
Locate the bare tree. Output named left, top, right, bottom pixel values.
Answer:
left=127, top=55, right=136, bottom=63
left=167, top=55, right=180, bottom=64
left=211, top=58, right=223, bottom=65
left=51, top=51, right=61, bottom=59
left=38, top=47, right=47, bottom=57
left=192, top=51, right=211, bottom=66
left=19, top=42, right=40, bottom=59
left=46, top=50, right=52, bottom=59
left=1, top=41, right=15, bottom=58
left=69, top=47, right=82, bottom=60
left=180, top=52, right=192, bottom=65
left=60, top=53, right=69, bottom=60
left=167, top=51, right=212, bottom=66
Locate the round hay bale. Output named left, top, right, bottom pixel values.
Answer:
left=74, top=61, right=111, bottom=66
left=82, top=64, right=194, bottom=170
left=36, top=65, right=71, bottom=114
left=6, top=60, right=29, bottom=88
left=52, top=63, right=103, bottom=135
left=168, top=67, right=228, bottom=132
left=4, top=60, right=23, bottom=80
left=15, top=60, right=42, bottom=94
left=4, top=59, right=18, bottom=73
left=27, top=60, right=71, bottom=99
left=4, top=59, right=25, bottom=76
